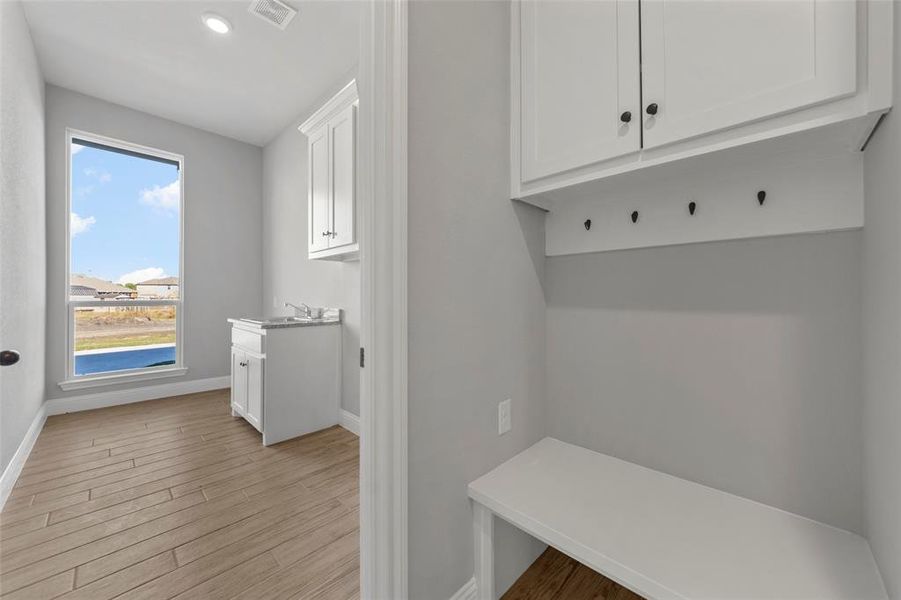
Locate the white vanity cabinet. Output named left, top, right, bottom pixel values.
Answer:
left=512, top=0, right=893, bottom=200
left=229, top=318, right=341, bottom=446
left=230, top=346, right=263, bottom=431
left=300, top=80, right=358, bottom=261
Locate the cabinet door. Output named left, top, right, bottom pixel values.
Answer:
left=308, top=127, right=331, bottom=253
left=231, top=348, right=247, bottom=413
left=640, top=0, right=857, bottom=149
left=519, top=0, right=640, bottom=182
left=329, top=104, right=356, bottom=249
left=245, top=355, right=263, bottom=431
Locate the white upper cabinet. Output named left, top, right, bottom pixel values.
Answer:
left=519, top=0, right=640, bottom=182
left=308, top=127, right=331, bottom=254
left=512, top=0, right=893, bottom=201
left=300, top=80, right=359, bottom=261
left=640, top=0, right=857, bottom=149
left=329, top=104, right=356, bottom=249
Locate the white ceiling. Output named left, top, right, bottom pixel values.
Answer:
left=23, top=0, right=362, bottom=146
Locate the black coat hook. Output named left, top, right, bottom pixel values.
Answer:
left=584, top=219, right=591, bottom=231
left=758, top=190, right=766, bottom=206
left=688, top=201, right=697, bottom=216
left=631, top=210, right=639, bottom=224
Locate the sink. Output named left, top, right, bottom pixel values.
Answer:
left=240, top=316, right=311, bottom=325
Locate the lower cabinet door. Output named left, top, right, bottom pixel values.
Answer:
left=245, top=355, right=264, bottom=432
left=231, top=348, right=248, bottom=414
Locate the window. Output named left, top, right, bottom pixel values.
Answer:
left=64, top=130, right=184, bottom=386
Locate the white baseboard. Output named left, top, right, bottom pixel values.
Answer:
left=449, top=577, right=477, bottom=600
left=0, top=404, right=47, bottom=511
left=339, top=409, right=360, bottom=436
left=45, top=375, right=231, bottom=416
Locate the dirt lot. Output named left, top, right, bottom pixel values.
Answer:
left=75, top=307, right=176, bottom=350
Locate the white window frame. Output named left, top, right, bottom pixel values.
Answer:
left=60, top=129, right=186, bottom=391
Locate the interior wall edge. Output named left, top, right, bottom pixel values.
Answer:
left=0, top=0, right=48, bottom=478
left=861, top=3, right=901, bottom=593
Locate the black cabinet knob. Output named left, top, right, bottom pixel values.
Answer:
left=620, top=111, right=632, bottom=123
left=1, top=350, right=20, bottom=366
left=646, top=103, right=659, bottom=116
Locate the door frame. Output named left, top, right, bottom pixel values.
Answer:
left=359, top=1, right=408, bottom=598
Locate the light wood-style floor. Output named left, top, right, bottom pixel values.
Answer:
left=0, top=389, right=359, bottom=600
left=502, top=548, right=645, bottom=600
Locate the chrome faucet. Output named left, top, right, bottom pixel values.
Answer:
left=285, top=302, right=312, bottom=318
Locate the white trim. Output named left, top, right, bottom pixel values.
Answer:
left=449, top=578, right=478, bottom=600
left=0, top=405, right=48, bottom=511
left=339, top=409, right=361, bottom=436
left=64, top=128, right=186, bottom=383
left=473, top=503, right=495, bottom=600
left=58, top=366, right=188, bottom=391
left=47, top=375, right=229, bottom=415
left=359, top=1, right=408, bottom=598
left=298, top=79, right=359, bottom=136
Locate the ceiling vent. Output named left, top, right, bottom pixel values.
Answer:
left=247, top=0, right=297, bottom=30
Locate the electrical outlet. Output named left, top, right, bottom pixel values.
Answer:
left=498, top=399, right=512, bottom=435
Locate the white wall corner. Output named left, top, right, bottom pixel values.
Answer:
left=449, top=577, right=478, bottom=600
left=45, top=375, right=230, bottom=416
left=0, top=404, right=48, bottom=511
left=339, top=409, right=361, bottom=436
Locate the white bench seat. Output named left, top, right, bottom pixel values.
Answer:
left=468, top=437, right=887, bottom=600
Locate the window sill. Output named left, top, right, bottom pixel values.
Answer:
left=58, top=367, right=188, bottom=391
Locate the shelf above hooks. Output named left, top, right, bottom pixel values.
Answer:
left=547, top=151, right=862, bottom=257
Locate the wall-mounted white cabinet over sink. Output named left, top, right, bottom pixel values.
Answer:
left=512, top=0, right=894, bottom=202
left=228, top=313, right=341, bottom=445
left=300, top=80, right=358, bottom=261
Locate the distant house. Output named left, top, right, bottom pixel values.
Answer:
left=70, top=275, right=137, bottom=300
left=136, top=276, right=179, bottom=299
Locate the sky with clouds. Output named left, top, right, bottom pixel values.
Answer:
left=70, top=142, right=180, bottom=285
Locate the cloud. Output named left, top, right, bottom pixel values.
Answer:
left=140, top=180, right=180, bottom=215
left=70, top=212, right=96, bottom=236
left=116, top=267, right=167, bottom=285
left=83, top=168, right=112, bottom=183
left=71, top=144, right=85, bottom=155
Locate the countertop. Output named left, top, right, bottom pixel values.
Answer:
left=228, top=308, right=341, bottom=330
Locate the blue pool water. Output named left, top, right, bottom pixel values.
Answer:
left=75, top=345, right=176, bottom=375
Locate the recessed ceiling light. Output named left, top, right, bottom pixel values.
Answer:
left=202, top=13, right=231, bottom=34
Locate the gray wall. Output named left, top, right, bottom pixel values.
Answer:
left=261, top=99, right=360, bottom=417
left=0, top=1, right=46, bottom=475
left=44, top=86, right=262, bottom=399
left=408, top=2, right=548, bottom=598
left=862, top=3, right=901, bottom=594
left=546, top=232, right=864, bottom=534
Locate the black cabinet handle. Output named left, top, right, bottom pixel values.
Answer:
left=646, top=103, right=659, bottom=116
left=620, top=111, right=632, bottom=123
left=0, top=350, right=20, bottom=366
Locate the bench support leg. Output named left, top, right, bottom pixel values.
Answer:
left=473, top=501, right=494, bottom=600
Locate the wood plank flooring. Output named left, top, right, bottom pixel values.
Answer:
left=0, top=389, right=359, bottom=600
left=502, top=548, right=645, bottom=600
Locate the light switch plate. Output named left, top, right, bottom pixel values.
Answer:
left=498, top=399, right=512, bottom=435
